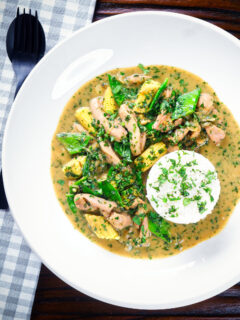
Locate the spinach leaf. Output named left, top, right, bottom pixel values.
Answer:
left=108, top=74, right=138, bottom=106
left=148, top=211, right=170, bottom=242
left=149, top=78, right=168, bottom=111
left=171, top=88, right=201, bottom=120
left=57, top=132, right=92, bottom=155
left=70, top=177, right=102, bottom=197
left=82, top=157, right=89, bottom=177
left=138, top=63, right=150, bottom=74
left=66, top=193, right=77, bottom=214
left=100, top=180, right=123, bottom=205
left=145, top=121, right=154, bottom=131
left=114, top=140, right=132, bottom=162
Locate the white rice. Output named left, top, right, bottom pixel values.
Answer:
left=146, top=150, right=220, bottom=224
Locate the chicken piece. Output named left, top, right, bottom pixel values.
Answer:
left=167, top=145, right=179, bottom=153
left=90, top=97, right=127, bottom=142
left=153, top=113, right=173, bottom=132
left=85, top=214, right=120, bottom=240
left=162, top=88, right=172, bottom=99
left=188, top=121, right=201, bottom=139
left=119, top=104, right=142, bottom=156
left=168, top=128, right=189, bottom=144
left=138, top=114, right=151, bottom=125
left=153, top=113, right=183, bottom=132
left=124, top=74, right=150, bottom=85
left=140, top=132, right=146, bottom=153
left=74, top=194, right=117, bottom=217
left=140, top=216, right=151, bottom=240
left=108, top=212, right=132, bottom=230
left=197, top=93, right=214, bottom=115
left=212, top=108, right=223, bottom=125
left=174, top=118, right=183, bottom=127
left=72, top=122, right=88, bottom=134
left=133, top=203, right=151, bottom=241
left=205, top=125, right=225, bottom=146
left=99, top=141, right=121, bottom=165
left=196, top=136, right=209, bottom=149
left=129, top=197, right=144, bottom=209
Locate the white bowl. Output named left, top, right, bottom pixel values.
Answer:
left=2, top=11, right=240, bottom=310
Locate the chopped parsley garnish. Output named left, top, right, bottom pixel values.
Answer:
left=138, top=63, right=150, bottom=74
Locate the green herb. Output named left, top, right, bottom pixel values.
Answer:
left=100, top=180, right=123, bottom=205
left=133, top=215, right=142, bottom=226
left=138, top=63, right=150, bottom=74
left=148, top=211, right=170, bottom=242
left=205, top=170, right=216, bottom=185
left=57, top=132, right=92, bottom=155
left=114, top=140, right=132, bottom=162
left=198, top=201, right=207, bottom=214
left=171, top=88, right=201, bottom=120
left=178, top=166, right=186, bottom=178
left=183, top=198, right=192, bottom=206
left=57, top=180, right=65, bottom=186
left=66, top=193, right=77, bottom=214
left=148, top=78, right=168, bottom=111
left=70, top=177, right=102, bottom=197
left=108, top=74, right=138, bottom=106
left=144, top=121, right=154, bottom=132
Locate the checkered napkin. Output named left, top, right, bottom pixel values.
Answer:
left=0, top=0, right=96, bottom=318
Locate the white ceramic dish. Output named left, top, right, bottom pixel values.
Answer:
left=2, top=11, right=240, bottom=310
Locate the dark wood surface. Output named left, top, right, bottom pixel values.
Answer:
left=31, top=1, right=240, bottom=319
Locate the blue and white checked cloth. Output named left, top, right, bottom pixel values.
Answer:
left=0, top=0, right=96, bottom=318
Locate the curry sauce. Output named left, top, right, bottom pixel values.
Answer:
left=51, top=65, right=240, bottom=259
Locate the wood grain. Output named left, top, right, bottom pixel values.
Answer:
left=32, top=264, right=240, bottom=319
left=31, top=1, right=240, bottom=319
left=93, top=0, right=240, bottom=38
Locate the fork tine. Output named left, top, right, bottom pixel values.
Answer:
left=33, top=11, right=39, bottom=58
left=20, top=9, right=27, bottom=52
left=13, top=7, right=20, bottom=51
left=26, top=9, right=32, bottom=53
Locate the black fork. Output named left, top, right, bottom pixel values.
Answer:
left=0, top=8, right=45, bottom=209
left=12, top=8, right=41, bottom=96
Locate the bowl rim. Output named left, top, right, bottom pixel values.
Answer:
left=2, top=11, right=240, bottom=310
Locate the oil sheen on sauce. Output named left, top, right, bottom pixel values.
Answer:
left=51, top=65, right=240, bottom=259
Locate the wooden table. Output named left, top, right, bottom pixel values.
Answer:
left=31, top=1, right=240, bottom=319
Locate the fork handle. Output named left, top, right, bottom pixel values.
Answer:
left=14, top=75, right=27, bottom=97
left=0, top=171, right=9, bottom=209
left=0, top=66, right=31, bottom=210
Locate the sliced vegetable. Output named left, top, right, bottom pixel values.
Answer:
left=172, top=88, right=201, bottom=120
left=134, top=80, right=161, bottom=113
left=113, top=140, right=132, bottom=162
left=148, top=211, right=170, bottom=242
left=75, top=107, right=96, bottom=134
left=57, top=132, right=92, bottom=155
left=148, top=78, right=168, bottom=111
left=66, top=193, right=77, bottom=214
left=103, top=86, right=118, bottom=114
left=100, top=180, right=123, bottom=205
left=62, top=156, right=86, bottom=178
left=134, top=142, right=167, bottom=172
left=85, top=214, right=120, bottom=240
